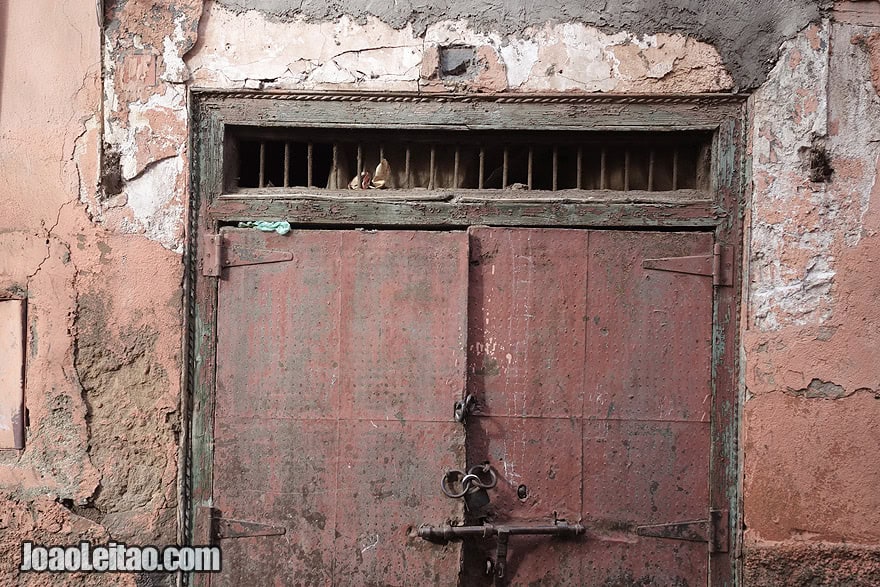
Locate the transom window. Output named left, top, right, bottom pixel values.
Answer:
left=227, top=127, right=711, bottom=194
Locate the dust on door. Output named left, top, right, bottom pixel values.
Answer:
left=204, top=226, right=721, bottom=585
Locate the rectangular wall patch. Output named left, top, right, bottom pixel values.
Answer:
left=0, top=299, right=26, bottom=449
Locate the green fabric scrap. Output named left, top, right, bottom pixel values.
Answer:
left=237, top=221, right=291, bottom=235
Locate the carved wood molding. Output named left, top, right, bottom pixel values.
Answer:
left=191, top=89, right=748, bottom=106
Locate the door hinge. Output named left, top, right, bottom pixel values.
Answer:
left=642, top=244, right=733, bottom=287
left=196, top=506, right=287, bottom=541
left=635, top=508, right=729, bottom=553
left=201, top=233, right=294, bottom=277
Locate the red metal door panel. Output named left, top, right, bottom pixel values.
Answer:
left=582, top=420, right=710, bottom=526
left=465, top=227, right=588, bottom=585
left=211, top=226, right=718, bottom=585
left=334, top=420, right=464, bottom=585
left=585, top=231, right=714, bottom=423
left=581, top=231, right=712, bottom=585
left=465, top=228, right=714, bottom=586
left=212, top=418, right=337, bottom=585
left=213, top=229, right=468, bottom=586
left=468, top=228, right=588, bottom=419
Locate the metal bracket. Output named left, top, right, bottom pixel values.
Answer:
left=636, top=508, right=729, bottom=553
left=215, top=517, right=287, bottom=540
left=201, top=233, right=294, bottom=277
left=197, top=506, right=287, bottom=541
left=642, top=244, right=733, bottom=287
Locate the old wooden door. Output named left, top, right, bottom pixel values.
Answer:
left=205, top=224, right=722, bottom=586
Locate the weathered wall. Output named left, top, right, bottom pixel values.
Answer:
left=2, top=0, right=879, bottom=585
left=0, top=1, right=180, bottom=586
left=214, top=0, right=822, bottom=90
left=742, top=6, right=880, bottom=584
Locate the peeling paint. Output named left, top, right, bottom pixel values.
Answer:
left=743, top=14, right=880, bottom=572
left=4, top=0, right=880, bottom=583
left=187, top=6, right=734, bottom=94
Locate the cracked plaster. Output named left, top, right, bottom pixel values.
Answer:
left=742, top=15, right=880, bottom=572
left=4, top=0, right=880, bottom=584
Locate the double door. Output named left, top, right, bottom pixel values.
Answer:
left=202, top=226, right=722, bottom=585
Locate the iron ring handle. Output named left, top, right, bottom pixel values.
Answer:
left=441, top=470, right=469, bottom=498
left=467, top=464, right=497, bottom=489
left=459, top=473, right=482, bottom=492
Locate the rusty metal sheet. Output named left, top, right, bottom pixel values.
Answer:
left=462, top=416, right=584, bottom=585
left=465, top=228, right=585, bottom=586
left=339, top=230, right=470, bottom=422
left=334, top=420, right=464, bottom=585
left=215, top=229, right=343, bottom=421
left=212, top=418, right=337, bottom=586
left=468, top=227, right=588, bottom=418
left=214, top=228, right=469, bottom=585
left=467, top=416, right=583, bottom=522
left=462, top=228, right=714, bottom=585
left=585, top=230, right=714, bottom=422
left=581, top=539, right=707, bottom=586
left=582, top=420, right=710, bottom=527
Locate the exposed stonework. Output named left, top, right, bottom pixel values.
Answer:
left=0, top=2, right=184, bottom=585
left=0, top=495, right=137, bottom=587
left=745, top=542, right=880, bottom=586
left=72, top=237, right=182, bottom=546
left=94, top=0, right=203, bottom=253
left=745, top=18, right=880, bottom=388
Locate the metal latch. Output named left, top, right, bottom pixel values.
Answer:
left=419, top=520, right=584, bottom=585
left=201, top=233, right=294, bottom=277
left=636, top=508, right=729, bottom=553
left=642, top=244, right=733, bottom=287
left=454, top=394, right=476, bottom=423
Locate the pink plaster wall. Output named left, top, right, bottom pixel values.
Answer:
left=0, top=1, right=181, bottom=585
left=1, top=1, right=879, bottom=585
left=742, top=13, right=880, bottom=584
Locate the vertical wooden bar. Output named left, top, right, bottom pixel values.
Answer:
left=600, top=147, right=607, bottom=189
left=552, top=146, right=559, bottom=191
left=429, top=146, right=436, bottom=190
left=454, top=147, right=460, bottom=188
left=405, top=146, right=412, bottom=188
left=283, top=142, right=290, bottom=188
left=258, top=141, right=266, bottom=188
left=527, top=147, right=533, bottom=190
left=357, top=144, right=363, bottom=189
left=576, top=146, right=583, bottom=189
left=307, top=143, right=313, bottom=187
left=479, top=147, right=485, bottom=189
left=648, top=149, right=655, bottom=191
left=624, top=149, right=630, bottom=191
left=672, top=148, right=679, bottom=190
left=502, top=148, right=509, bottom=189
left=333, top=143, right=340, bottom=188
